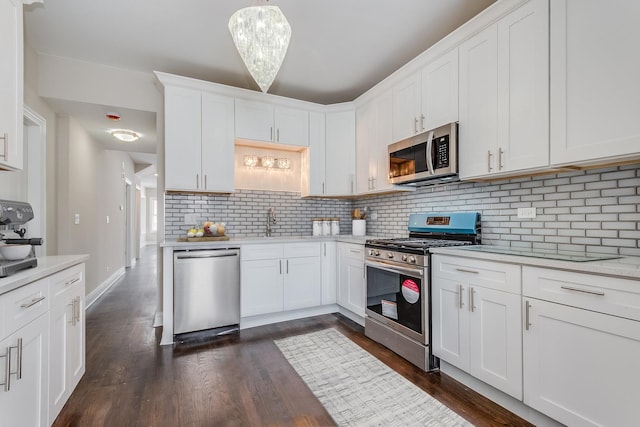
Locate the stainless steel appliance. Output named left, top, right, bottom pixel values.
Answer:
left=173, top=248, right=240, bottom=338
left=388, top=122, right=458, bottom=186
left=365, top=212, right=480, bottom=371
left=0, top=199, right=43, bottom=277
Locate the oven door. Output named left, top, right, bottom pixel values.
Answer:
left=365, top=259, right=427, bottom=344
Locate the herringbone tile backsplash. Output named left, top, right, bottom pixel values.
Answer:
left=165, top=164, right=640, bottom=256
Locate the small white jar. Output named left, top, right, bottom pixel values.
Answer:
left=312, top=219, right=323, bottom=236
left=331, top=218, right=340, bottom=235
left=322, top=219, right=331, bottom=236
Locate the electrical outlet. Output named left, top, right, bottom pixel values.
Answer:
left=517, top=207, right=537, bottom=219
left=184, top=213, right=198, bottom=225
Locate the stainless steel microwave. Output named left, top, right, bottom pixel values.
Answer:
left=388, top=122, right=458, bottom=186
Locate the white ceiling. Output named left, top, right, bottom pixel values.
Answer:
left=23, top=0, right=496, bottom=187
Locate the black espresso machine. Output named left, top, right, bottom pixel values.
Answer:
left=0, top=199, right=43, bottom=277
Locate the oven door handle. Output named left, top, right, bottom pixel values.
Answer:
left=365, top=260, right=423, bottom=277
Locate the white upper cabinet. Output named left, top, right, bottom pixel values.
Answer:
left=459, top=0, right=549, bottom=179
left=550, top=0, right=640, bottom=165
left=164, top=86, right=235, bottom=193
left=0, top=0, right=24, bottom=170
left=392, top=49, right=459, bottom=143
left=324, top=110, right=356, bottom=196
left=302, top=111, right=326, bottom=196
left=235, top=98, right=309, bottom=147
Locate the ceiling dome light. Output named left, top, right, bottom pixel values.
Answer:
left=111, top=129, right=140, bottom=142
left=228, top=2, right=291, bottom=93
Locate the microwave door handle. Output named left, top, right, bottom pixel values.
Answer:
left=425, top=130, right=435, bottom=175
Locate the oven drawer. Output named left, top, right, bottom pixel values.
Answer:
left=432, top=254, right=521, bottom=294
left=523, top=266, right=640, bottom=321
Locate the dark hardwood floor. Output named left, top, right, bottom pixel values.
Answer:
left=53, top=245, right=533, bottom=427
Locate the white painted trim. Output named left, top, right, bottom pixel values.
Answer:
left=240, top=305, right=339, bottom=330
left=337, top=306, right=365, bottom=326
left=23, top=105, right=47, bottom=255
left=440, top=361, right=562, bottom=427
left=85, top=267, right=125, bottom=309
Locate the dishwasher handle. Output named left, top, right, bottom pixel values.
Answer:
left=174, top=249, right=239, bottom=260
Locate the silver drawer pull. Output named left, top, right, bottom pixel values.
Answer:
left=560, top=285, right=605, bottom=296
left=525, top=300, right=532, bottom=331
left=20, top=296, right=46, bottom=308
left=65, top=277, right=81, bottom=286
left=456, top=268, right=479, bottom=274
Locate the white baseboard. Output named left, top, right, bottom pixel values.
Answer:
left=85, top=267, right=125, bottom=309
left=240, top=305, right=339, bottom=330
left=153, top=311, right=163, bottom=328
left=337, top=306, right=365, bottom=326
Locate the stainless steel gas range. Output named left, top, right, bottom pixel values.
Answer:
left=364, top=212, right=480, bottom=371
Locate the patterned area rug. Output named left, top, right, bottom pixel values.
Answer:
left=275, top=328, right=473, bottom=427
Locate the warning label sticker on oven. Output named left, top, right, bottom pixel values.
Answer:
left=402, top=279, right=420, bottom=304
left=381, top=300, right=398, bottom=320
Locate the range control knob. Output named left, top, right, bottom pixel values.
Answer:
left=402, top=254, right=408, bottom=262
left=387, top=252, right=394, bottom=259
left=408, top=255, right=417, bottom=264
left=368, top=249, right=374, bottom=256
left=374, top=250, right=380, bottom=256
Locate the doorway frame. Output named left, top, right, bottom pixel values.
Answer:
left=24, top=105, right=46, bottom=255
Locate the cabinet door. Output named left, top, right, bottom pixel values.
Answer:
left=392, top=72, right=421, bottom=141
left=431, top=277, right=470, bottom=371
left=274, top=106, right=309, bottom=146
left=469, top=286, right=522, bottom=400
left=421, top=48, right=459, bottom=130
left=302, top=111, right=326, bottom=196
left=523, top=298, right=640, bottom=427
left=550, top=0, right=640, bottom=165
left=324, top=110, right=356, bottom=196
left=372, top=90, right=394, bottom=191
left=0, top=314, right=48, bottom=427
left=459, top=24, right=498, bottom=179
left=321, top=242, right=337, bottom=305
left=0, top=0, right=23, bottom=170
left=356, top=100, right=375, bottom=193
left=235, top=98, right=274, bottom=142
left=283, top=256, right=321, bottom=311
left=201, top=92, right=235, bottom=193
left=497, top=0, right=549, bottom=172
left=164, top=86, right=202, bottom=191
left=240, top=259, right=283, bottom=317
left=337, top=244, right=365, bottom=317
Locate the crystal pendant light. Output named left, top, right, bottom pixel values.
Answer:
left=228, top=2, right=291, bottom=93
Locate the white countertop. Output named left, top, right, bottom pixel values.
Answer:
left=430, top=246, right=640, bottom=280
left=0, top=255, right=90, bottom=295
left=160, top=234, right=377, bottom=249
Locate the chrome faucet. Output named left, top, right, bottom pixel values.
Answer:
left=266, top=207, right=277, bottom=237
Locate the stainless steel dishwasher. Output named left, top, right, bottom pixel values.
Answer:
left=173, top=248, right=240, bottom=336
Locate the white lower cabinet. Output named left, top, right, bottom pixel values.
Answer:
left=0, top=278, right=50, bottom=427
left=432, top=255, right=522, bottom=399
left=48, top=265, right=86, bottom=423
left=241, top=243, right=321, bottom=317
left=321, top=242, right=337, bottom=305
left=337, top=243, right=365, bottom=317
left=522, top=266, right=640, bottom=426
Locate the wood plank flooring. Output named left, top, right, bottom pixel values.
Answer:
left=52, top=245, right=533, bottom=427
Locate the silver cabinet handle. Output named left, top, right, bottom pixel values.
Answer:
left=349, top=249, right=361, bottom=254
left=65, top=277, right=81, bottom=286
left=499, top=147, right=504, bottom=170
left=75, top=297, right=81, bottom=324
left=414, top=117, right=419, bottom=134
left=487, top=150, right=493, bottom=172
left=277, top=128, right=280, bottom=142
left=286, top=259, right=289, bottom=274
left=0, top=133, right=7, bottom=161
left=20, top=296, right=45, bottom=309
left=458, top=285, right=464, bottom=309
left=68, top=300, right=76, bottom=326
left=270, top=126, right=273, bottom=141
left=322, top=182, right=325, bottom=194
left=2, top=345, right=10, bottom=392
left=196, top=173, right=200, bottom=189
left=204, top=174, right=207, bottom=189
left=15, top=339, right=21, bottom=381
left=525, top=300, right=532, bottom=331
left=323, top=243, right=326, bottom=256
left=560, top=285, right=605, bottom=296
left=279, top=259, right=282, bottom=274
left=421, top=114, right=425, bottom=131
left=470, top=287, right=476, bottom=312
left=456, top=268, right=479, bottom=274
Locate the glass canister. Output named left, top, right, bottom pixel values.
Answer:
left=331, top=218, right=340, bottom=235
left=312, top=218, right=323, bottom=236
left=322, top=219, right=331, bottom=236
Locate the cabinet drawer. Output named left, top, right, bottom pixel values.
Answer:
left=1, top=278, right=49, bottom=339
left=241, top=244, right=284, bottom=261
left=523, top=266, right=640, bottom=321
left=283, top=242, right=320, bottom=259
left=432, top=255, right=521, bottom=294
left=340, top=243, right=364, bottom=261
left=50, top=264, right=84, bottom=298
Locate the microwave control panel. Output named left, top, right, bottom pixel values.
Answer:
left=433, top=135, right=449, bottom=169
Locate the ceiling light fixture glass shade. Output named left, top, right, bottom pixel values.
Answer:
left=111, top=129, right=140, bottom=142
left=228, top=3, right=291, bottom=93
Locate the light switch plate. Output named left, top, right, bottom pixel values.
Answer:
left=74, top=213, right=80, bottom=225
left=517, top=207, right=536, bottom=219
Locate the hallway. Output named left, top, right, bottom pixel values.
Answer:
left=52, top=245, right=531, bottom=427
